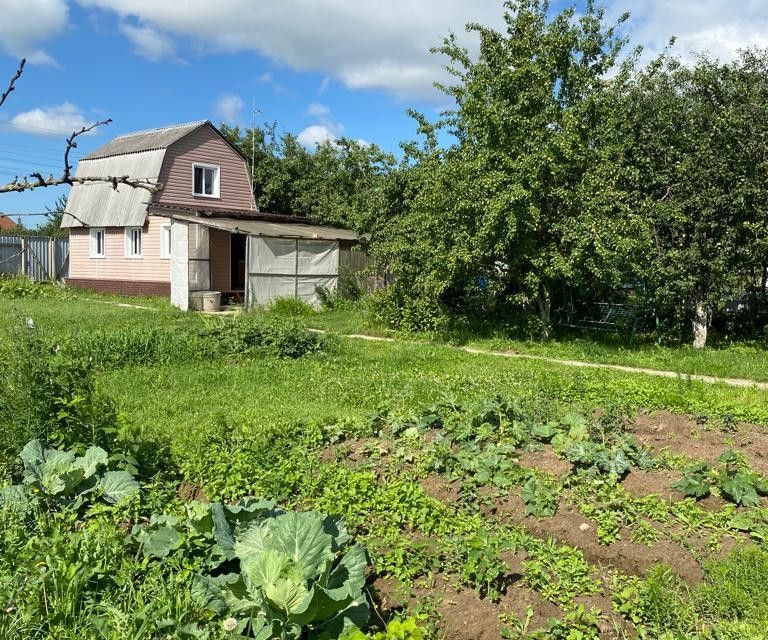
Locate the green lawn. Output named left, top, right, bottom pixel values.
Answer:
left=302, top=307, right=768, bottom=382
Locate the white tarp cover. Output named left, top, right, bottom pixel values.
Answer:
left=170, top=220, right=189, bottom=310
left=188, top=224, right=211, bottom=291
left=247, top=236, right=339, bottom=307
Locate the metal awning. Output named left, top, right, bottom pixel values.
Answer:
left=166, top=213, right=359, bottom=242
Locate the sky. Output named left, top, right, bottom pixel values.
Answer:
left=1, top=0, right=768, bottom=225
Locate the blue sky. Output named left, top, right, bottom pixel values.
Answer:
left=1, top=0, right=767, bottom=226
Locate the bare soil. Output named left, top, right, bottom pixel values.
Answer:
left=493, top=494, right=705, bottom=583
left=621, top=469, right=685, bottom=502
left=515, top=446, right=572, bottom=478
left=630, top=411, right=768, bottom=474
left=420, top=475, right=463, bottom=504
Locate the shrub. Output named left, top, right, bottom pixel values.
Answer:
left=365, top=287, right=449, bottom=334
left=0, top=323, right=118, bottom=477
left=267, top=296, right=316, bottom=317
left=0, top=276, right=73, bottom=300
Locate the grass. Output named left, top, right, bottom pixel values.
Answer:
left=5, top=287, right=768, bottom=639
left=299, top=307, right=768, bottom=382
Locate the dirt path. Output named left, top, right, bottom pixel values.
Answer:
left=312, top=329, right=768, bottom=391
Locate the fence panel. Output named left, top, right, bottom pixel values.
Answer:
left=54, top=237, right=69, bottom=279
left=0, top=235, right=22, bottom=276
left=0, top=234, right=69, bottom=281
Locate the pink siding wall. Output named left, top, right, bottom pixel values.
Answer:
left=68, top=215, right=170, bottom=282
left=154, top=125, right=256, bottom=211
left=210, top=229, right=231, bottom=291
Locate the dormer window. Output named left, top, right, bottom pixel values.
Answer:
left=193, top=163, right=220, bottom=198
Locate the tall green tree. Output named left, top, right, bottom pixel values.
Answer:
left=376, top=0, right=641, bottom=334
left=219, top=123, right=396, bottom=230
left=621, top=51, right=768, bottom=347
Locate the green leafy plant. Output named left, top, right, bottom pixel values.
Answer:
left=673, top=451, right=768, bottom=507
left=1, top=439, right=138, bottom=510
left=520, top=476, right=558, bottom=517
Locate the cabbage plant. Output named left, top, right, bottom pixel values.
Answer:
left=0, top=439, right=138, bottom=509
left=199, top=507, right=368, bottom=639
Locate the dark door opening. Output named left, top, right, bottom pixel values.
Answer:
left=230, top=234, right=246, bottom=290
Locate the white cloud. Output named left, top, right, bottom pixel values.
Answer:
left=74, top=0, right=509, bottom=99
left=297, top=124, right=339, bottom=148
left=10, top=102, right=96, bottom=136
left=214, top=93, right=244, bottom=124
left=0, top=0, right=68, bottom=65
left=317, top=76, right=331, bottom=95
left=307, top=103, right=330, bottom=117
left=119, top=23, right=177, bottom=62
left=610, top=1, right=768, bottom=64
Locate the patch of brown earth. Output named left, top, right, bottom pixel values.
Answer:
left=515, top=446, right=572, bottom=478
left=320, top=437, right=393, bottom=466
left=621, top=469, right=686, bottom=502
left=495, top=494, right=704, bottom=583
left=411, top=576, right=562, bottom=640
left=420, top=475, right=463, bottom=504
left=177, top=482, right=209, bottom=503
left=631, top=411, right=768, bottom=475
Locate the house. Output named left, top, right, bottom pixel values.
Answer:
left=62, top=120, right=359, bottom=309
left=0, top=214, right=19, bottom=231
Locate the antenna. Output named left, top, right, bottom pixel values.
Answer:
left=251, top=98, right=259, bottom=188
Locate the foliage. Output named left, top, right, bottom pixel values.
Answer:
left=0, top=439, right=139, bottom=510
left=342, top=617, right=425, bottom=640
left=0, top=321, right=119, bottom=475
left=219, top=122, right=396, bottom=230
left=673, top=450, right=768, bottom=507
left=370, top=0, right=642, bottom=333
left=620, top=51, right=768, bottom=347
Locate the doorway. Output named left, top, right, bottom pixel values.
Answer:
left=230, top=233, right=246, bottom=290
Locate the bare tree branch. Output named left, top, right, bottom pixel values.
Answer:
left=0, top=174, right=162, bottom=194
left=1, top=61, right=163, bottom=198
left=0, top=58, right=24, bottom=109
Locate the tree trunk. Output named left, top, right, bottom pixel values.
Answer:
left=537, top=284, right=552, bottom=339
left=692, top=300, right=708, bottom=349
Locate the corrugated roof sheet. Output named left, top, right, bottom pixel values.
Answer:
left=168, top=213, right=359, bottom=242
left=62, top=150, right=165, bottom=228
left=150, top=203, right=305, bottom=223
left=82, top=121, right=207, bottom=160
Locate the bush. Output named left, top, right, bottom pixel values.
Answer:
left=365, top=286, right=449, bottom=334
left=267, top=296, right=316, bottom=317
left=203, top=314, right=331, bottom=359
left=0, top=323, right=118, bottom=477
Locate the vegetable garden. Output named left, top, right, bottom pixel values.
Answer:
left=3, top=285, right=768, bottom=639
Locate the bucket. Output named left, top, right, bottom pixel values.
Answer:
left=189, top=290, right=221, bottom=312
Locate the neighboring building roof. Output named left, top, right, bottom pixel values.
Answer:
left=167, top=213, right=359, bottom=242
left=0, top=214, right=18, bottom=230
left=82, top=121, right=208, bottom=160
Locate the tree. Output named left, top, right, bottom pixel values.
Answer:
left=621, top=51, right=768, bottom=347
left=220, top=123, right=396, bottom=230
left=373, top=0, right=641, bottom=334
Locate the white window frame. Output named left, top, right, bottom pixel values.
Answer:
left=160, top=223, right=172, bottom=259
left=124, top=226, right=143, bottom=259
left=192, top=163, right=220, bottom=198
left=89, top=227, right=105, bottom=258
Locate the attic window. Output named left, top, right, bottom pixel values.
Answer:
left=193, top=164, right=219, bottom=198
